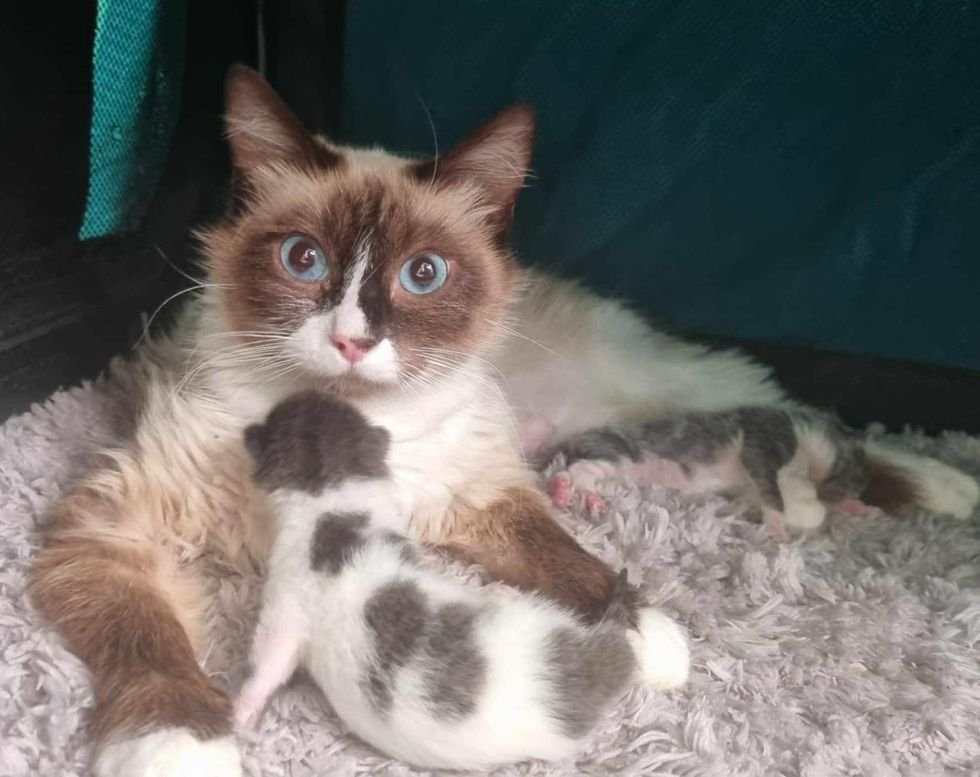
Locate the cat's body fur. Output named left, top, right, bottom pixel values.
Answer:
left=235, top=392, right=687, bottom=770
left=29, top=66, right=978, bottom=777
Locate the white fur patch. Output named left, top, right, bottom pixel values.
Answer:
left=94, top=730, right=240, bottom=777
left=628, top=607, right=690, bottom=690
left=778, top=469, right=828, bottom=532
left=865, top=442, right=980, bottom=519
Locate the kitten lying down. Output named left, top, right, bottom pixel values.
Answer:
left=545, top=407, right=972, bottom=539
left=236, top=392, right=690, bottom=770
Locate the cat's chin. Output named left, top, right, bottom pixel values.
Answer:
left=318, top=370, right=398, bottom=395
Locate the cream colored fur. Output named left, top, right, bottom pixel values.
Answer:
left=70, top=144, right=977, bottom=774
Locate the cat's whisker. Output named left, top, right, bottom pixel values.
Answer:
left=136, top=284, right=223, bottom=350
left=152, top=244, right=222, bottom=289
left=414, top=91, right=440, bottom=189
left=411, top=346, right=511, bottom=389
left=484, top=319, right=564, bottom=359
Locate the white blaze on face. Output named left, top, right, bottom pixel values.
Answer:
left=333, top=239, right=372, bottom=339
left=287, top=237, right=401, bottom=383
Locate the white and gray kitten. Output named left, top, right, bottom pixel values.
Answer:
left=546, top=407, right=882, bottom=538
left=235, top=391, right=689, bottom=770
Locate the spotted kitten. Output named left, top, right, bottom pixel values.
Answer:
left=235, top=391, right=689, bottom=770
left=547, top=407, right=883, bottom=538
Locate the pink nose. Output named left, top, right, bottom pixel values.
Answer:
left=330, top=333, right=378, bottom=364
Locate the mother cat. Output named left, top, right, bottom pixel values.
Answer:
left=31, top=66, right=978, bottom=776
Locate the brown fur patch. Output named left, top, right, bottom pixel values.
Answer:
left=443, top=487, right=637, bottom=624
left=860, top=450, right=923, bottom=514
left=30, top=491, right=231, bottom=743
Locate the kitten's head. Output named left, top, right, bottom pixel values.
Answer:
left=200, top=65, right=533, bottom=389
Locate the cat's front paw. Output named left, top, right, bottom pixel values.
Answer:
left=94, top=729, right=241, bottom=777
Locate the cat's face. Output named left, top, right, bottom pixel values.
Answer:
left=200, top=66, right=533, bottom=390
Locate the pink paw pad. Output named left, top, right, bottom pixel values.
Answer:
left=761, top=507, right=790, bottom=542
left=584, top=492, right=608, bottom=513
left=548, top=473, right=573, bottom=509
left=835, top=498, right=876, bottom=517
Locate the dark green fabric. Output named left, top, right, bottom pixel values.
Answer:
left=340, top=1, right=980, bottom=370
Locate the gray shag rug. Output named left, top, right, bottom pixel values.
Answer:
left=2, top=371, right=980, bottom=777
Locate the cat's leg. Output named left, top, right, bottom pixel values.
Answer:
left=441, top=486, right=690, bottom=685
left=235, top=593, right=306, bottom=729
left=31, top=486, right=241, bottom=777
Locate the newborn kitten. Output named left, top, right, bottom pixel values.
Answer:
left=236, top=391, right=689, bottom=770
left=547, top=407, right=876, bottom=539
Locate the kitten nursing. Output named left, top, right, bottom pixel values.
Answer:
left=237, top=391, right=688, bottom=769
left=547, top=407, right=874, bottom=538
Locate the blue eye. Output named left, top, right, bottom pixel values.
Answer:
left=399, top=252, right=448, bottom=295
left=279, top=234, right=328, bottom=281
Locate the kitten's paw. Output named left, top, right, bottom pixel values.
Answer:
left=234, top=682, right=268, bottom=730
left=567, top=459, right=619, bottom=491
left=628, top=607, right=690, bottom=690
left=95, top=730, right=241, bottom=777
left=548, top=472, right=573, bottom=509
left=584, top=491, right=608, bottom=513
left=782, top=497, right=827, bottom=532
left=834, top=497, right=878, bottom=517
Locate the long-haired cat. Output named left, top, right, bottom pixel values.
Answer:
left=30, top=65, right=978, bottom=777
left=236, top=391, right=686, bottom=769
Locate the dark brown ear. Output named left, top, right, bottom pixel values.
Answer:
left=224, top=64, right=340, bottom=176
left=412, top=104, right=535, bottom=235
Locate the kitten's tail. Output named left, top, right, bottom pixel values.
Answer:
left=600, top=570, right=690, bottom=690
left=600, top=570, right=641, bottom=628
left=859, top=441, right=978, bottom=519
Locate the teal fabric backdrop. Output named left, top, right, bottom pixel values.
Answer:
left=80, top=0, right=187, bottom=239
left=339, top=1, right=980, bottom=371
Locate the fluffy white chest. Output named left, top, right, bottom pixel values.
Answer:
left=350, top=380, right=526, bottom=540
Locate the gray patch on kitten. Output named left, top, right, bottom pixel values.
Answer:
left=545, top=627, right=636, bottom=738
left=362, top=580, right=429, bottom=713
left=310, top=512, right=369, bottom=574
left=553, top=407, right=865, bottom=514
left=817, top=440, right=870, bottom=502
left=381, top=531, right=419, bottom=565
left=423, top=603, right=486, bottom=720
left=244, top=390, right=390, bottom=493
left=729, top=408, right=797, bottom=511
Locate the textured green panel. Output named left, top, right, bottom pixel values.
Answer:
left=80, top=0, right=187, bottom=239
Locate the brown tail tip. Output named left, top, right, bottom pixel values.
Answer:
left=860, top=451, right=923, bottom=515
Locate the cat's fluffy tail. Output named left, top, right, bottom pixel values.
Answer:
left=860, top=441, right=979, bottom=519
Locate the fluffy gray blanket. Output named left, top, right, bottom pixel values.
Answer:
left=2, top=372, right=979, bottom=777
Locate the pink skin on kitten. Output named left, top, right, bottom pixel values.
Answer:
left=547, top=455, right=877, bottom=541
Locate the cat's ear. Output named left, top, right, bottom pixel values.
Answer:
left=223, top=64, right=340, bottom=177
left=413, top=104, right=535, bottom=235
